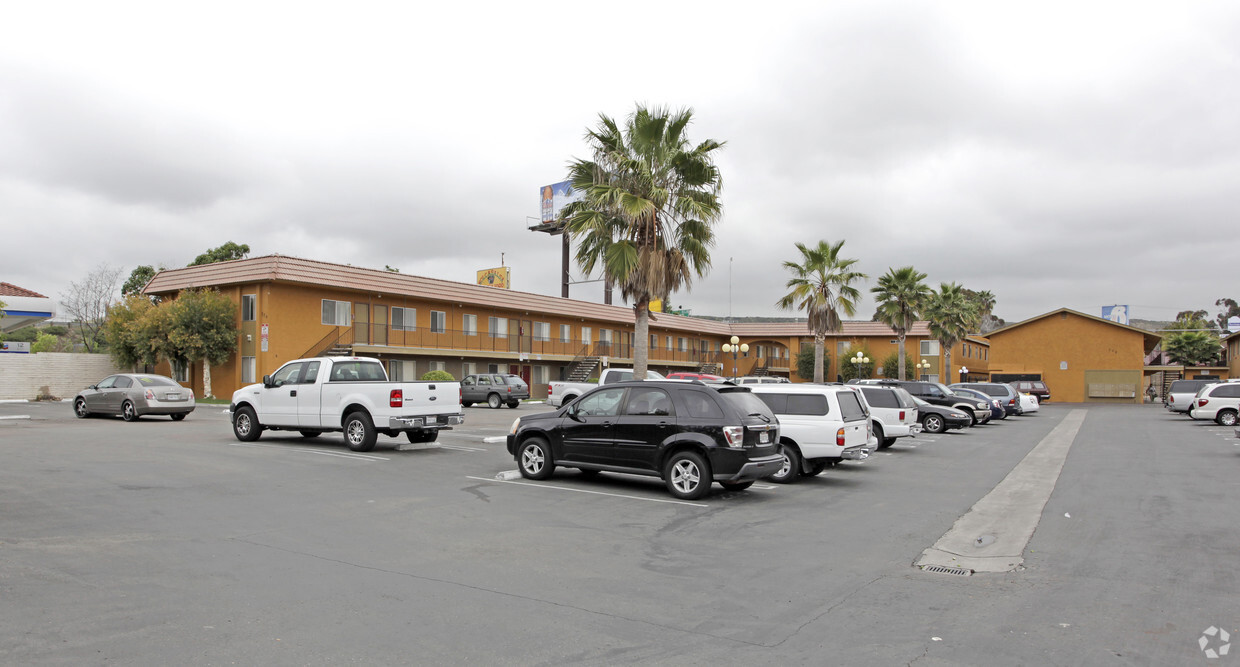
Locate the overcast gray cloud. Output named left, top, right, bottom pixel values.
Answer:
left=2, top=0, right=1237, bottom=327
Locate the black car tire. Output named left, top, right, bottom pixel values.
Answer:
left=344, top=411, right=377, bottom=452
left=1218, top=410, right=1238, bottom=427
left=462, top=401, right=473, bottom=408
left=518, top=437, right=555, bottom=480
left=299, top=430, right=320, bottom=438
left=73, top=397, right=89, bottom=418
left=406, top=430, right=439, bottom=443
left=507, top=400, right=520, bottom=408
left=171, top=413, right=187, bottom=421
left=664, top=451, right=712, bottom=500
left=719, top=480, right=754, bottom=492
left=769, top=443, right=801, bottom=484
left=923, top=414, right=945, bottom=434
left=873, top=424, right=889, bottom=449
left=487, top=394, right=502, bottom=409
left=121, top=400, right=139, bottom=422
left=803, top=462, right=828, bottom=477
left=882, top=437, right=897, bottom=448
left=233, top=406, right=263, bottom=442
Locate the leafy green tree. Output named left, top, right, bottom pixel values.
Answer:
left=878, top=351, right=917, bottom=379
left=923, top=282, right=978, bottom=383
left=1164, top=331, right=1221, bottom=366
left=1214, top=298, right=1239, bottom=332
left=871, top=266, right=930, bottom=380
left=31, top=331, right=71, bottom=353
left=189, top=242, right=250, bottom=266
left=104, top=294, right=172, bottom=369
left=167, top=289, right=238, bottom=398
left=839, top=347, right=875, bottom=382
left=1168, top=310, right=1214, bottom=331
left=795, top=344, right=829, bottom=382
left=563, top=105, right=724, bottom=381
left=776, top=240, right=866, bottom=383
left=122, top=265, right=160, bottom=296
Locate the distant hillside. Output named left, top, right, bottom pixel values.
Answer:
left=1130, top=318, right=1174, bottom=332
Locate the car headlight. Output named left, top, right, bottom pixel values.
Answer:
left=950, top=412, right=966, bottom=419
left=508, top=418, right=521, bottom=435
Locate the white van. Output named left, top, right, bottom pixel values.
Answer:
left=855, top=385, right=921, bottom=448
left=749, top=384, right=872, bottom=483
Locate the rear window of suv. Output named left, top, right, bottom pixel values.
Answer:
left=753, top=392, right=829, bottom=416
left=837, top=390, right=868, bottom=422
left=859, top=387, right=899, bottom=408
left=1170, top=380, right=1213, bottom=394
left=720, top=390, right=780, bottom=420
left=962, top=383, right=1007, bottom=397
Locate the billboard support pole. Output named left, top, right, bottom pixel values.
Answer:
left=562, top=231, right=570, bottom=298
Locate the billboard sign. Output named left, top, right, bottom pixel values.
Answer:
left=477, top=267, right=510, bottom=289
left=1102, top=305, right=1129, bottom=325
left=540, top=181, right=584, bottom=224
left=0, top=341, right=31, bottom=353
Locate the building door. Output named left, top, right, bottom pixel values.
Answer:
left=373, top=305, right=388, bottom=345
left=354, top=304, right=370, bottom=345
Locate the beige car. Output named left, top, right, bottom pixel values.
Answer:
left=73, top=374, right=196, bottom=421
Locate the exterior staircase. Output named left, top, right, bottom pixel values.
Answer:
left=697, top=362, right=720, bottom=375
left=567, top=356, right=601, bottom=382
left=324, top=343, right=353, bottom=356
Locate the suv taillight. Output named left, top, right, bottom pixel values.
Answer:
left=723, top=426, right=744, bottom=448
left=548, top=386, right=553, bottom=397
left=836, top=428, right=846, bottom=446
left=898, top=410, right=905, bottom=420
left=1198, top=398, right=1209, bottom=407
left=390, top=389, right=403, bottom=408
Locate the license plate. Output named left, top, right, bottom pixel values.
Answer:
left=759, top=432, right=770, bottom=444
left=164, top=393, right=182, bottom=401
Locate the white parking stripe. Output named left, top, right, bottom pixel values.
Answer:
left=465, top=476, right=709, bottom=507
left=223, top=442, right=389, bottom=461
left=439, top=444, right=486, bottom=452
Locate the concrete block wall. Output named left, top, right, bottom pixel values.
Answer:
left=0, top=353, right=125, bottom=400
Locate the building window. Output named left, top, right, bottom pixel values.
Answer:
left=533, top=322, right=550, bottom=342
left=463, top=314, right=478, bottom=336
left=173, top=359, right=189, bottom=383
left=560, top=324, right=572, bottom=343
left=532, top=365, right=550, bottom=385
left=581, top=327, right=591, bottom=345
left=837, top=341, right=851, bottom=357
left=392, top=307, right=416, bottom=331
left=920, top=340, right=940, bottom=356
left=241, top=356, right=256, bottom=383
left=665, top=335, right=673, bottom=351
left=599, top=329, right=612, bottom=343
left=430, top=311, right=446, bottom=334
left=490, top=317, right=508, bottom=339
left=241, top=294, right=256, bottom=322
left=321, top=299, right=351, bottom=326
left=463, top=362, right=477, bottom=377
left=429, top=360, right=446, bottom=372
left=388, top=360, right=415, bottom=381
left=677, top=337, right=687, bottom=352
left=650, top=334, right=657, bottom=348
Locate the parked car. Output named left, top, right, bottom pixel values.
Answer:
left=855, top=385, right=921, bottom=448
left=910, top=396, right=971, bottom=433
left=74, top=373, right=196, bottom=421
left=878, top=380, right=990, bottom=425
left=1018, top=392, right=1040, bottom=413
left=952, top=382, right=1023, bottom=416
left=735, top=376, right=789, bottom=384
left=1188, top=382, right=1240, bottom=426
left=749, top=384, right=872, bottom=481
left=665, top=371, right=726, bottom=381
left=461, top=373, right=529, bottom=408
left=1165, top=379, right=1217, bottom=414
left=547, top=368, right=665, bottom=408
left=1013, top=380, right=1051, bottom=403
left=951, top=387, right=1005, bottom=421
left=507, top=380, right=782, bottom=499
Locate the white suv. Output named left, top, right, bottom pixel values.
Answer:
left=749, top=384, right=872, bottom=483
left=1188, top=383, right=1240, bottom=426
left=856, top=385, right=921, bottom=448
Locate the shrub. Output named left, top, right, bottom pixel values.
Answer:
left=421, top=370, right=456, bottom=382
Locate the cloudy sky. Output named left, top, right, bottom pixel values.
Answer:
left=3, top=1, right=1237, bottom=326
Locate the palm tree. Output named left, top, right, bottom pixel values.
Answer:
left=871, top=266, right=931, bottom=380
left=923, top=282, right=978, bottom=384
left=776, top=240, right=866, bottom=383
left=562, top=106, right=725, bottom=380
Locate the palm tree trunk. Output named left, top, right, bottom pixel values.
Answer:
left=203, top=359, right=213, bottom=399
left=633, top=300, right=650, bottom=380
left=943, top=349, right=951, bottom=385
left=897, top=333, right=907, bottom=380
left=814, top=333, right=825, bottom=383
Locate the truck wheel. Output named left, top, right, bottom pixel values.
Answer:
left=344, top=411, right=377, bottom=452
left=719, top=480, right=754, bottom=492
left=232, top=406, right=263, bottom=442
left=803, top=462, right=828, bottom=477
left=406, top=430, right=438, bottom=443
left=507, top=400, right=520, bottom=408
left=769, top=443, right=801, bottom=484
left=487, top=393, right=502, bottom=409
left=664, top=451, right=712, bottom=500
left=883, top=437, right=898, bottom=447
left=299, top=430, right=320, bottom=438
left=518, top=437, right=555, bottom=480
left=462, top=401, right=473, bottom=408
left=873, top=424, right=889, bottom=449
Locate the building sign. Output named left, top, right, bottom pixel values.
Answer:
left=261, top=323, right=269, bottom=352
left=540, top=180, right=584, bottom=224
left=477, top=267, right=510, bottom=289
left=1102, top=305, right=1129, bottom=325
left=0, top=341, right=31, bottom=353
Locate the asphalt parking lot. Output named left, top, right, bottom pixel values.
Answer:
left=1, top=400, right=1238, bottom=664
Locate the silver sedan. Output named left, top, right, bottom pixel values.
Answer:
left=73, top=374, right=196, bottom=421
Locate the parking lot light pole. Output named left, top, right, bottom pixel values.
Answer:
left=916, top=359, right=931, bottom=381
left=721, top=336, right=749, bottom=380
left=960, top=366, right=969, bottom=383
left=851, top=351, right=870, bottom=380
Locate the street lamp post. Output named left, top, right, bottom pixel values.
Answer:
left=959, top=366, right=969, bottom=383
left=916, top=359, right=931, bottom=381
left=721, top=335, right=749, bottom=380
left=851, top=351, right=871, bottom=380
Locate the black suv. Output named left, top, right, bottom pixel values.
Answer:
left=507, top=380, right=782, bottom=500
left=864, top=380, right=991, bottom=425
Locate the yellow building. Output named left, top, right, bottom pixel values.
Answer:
left=984, top=308, right=1161, bottom=403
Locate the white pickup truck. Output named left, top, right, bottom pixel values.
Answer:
left=545, top=367, right=665, bottom=407
left=229, top=356, right=464, bottom=452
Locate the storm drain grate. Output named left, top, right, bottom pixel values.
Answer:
left=921, top=565, right=973, bottom=576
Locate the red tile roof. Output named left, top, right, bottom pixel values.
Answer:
left=0, top=282, right=48, bottom=298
